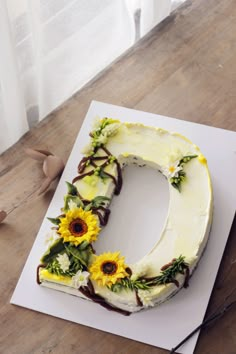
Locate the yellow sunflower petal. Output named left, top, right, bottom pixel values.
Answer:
left=89, top=252, right=128, bottom=287
left=58, top=207, right=100, bottom=246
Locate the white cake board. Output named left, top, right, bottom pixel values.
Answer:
left=11, top=101, right=236, bottom=354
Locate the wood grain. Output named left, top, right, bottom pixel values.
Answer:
left=0, top=0, right=236, bottom=353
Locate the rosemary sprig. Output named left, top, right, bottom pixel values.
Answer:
left=111, top=278, right=151, bottom=292
left=150, top=255, right=188, bottom=286
left=46, top=256, right=83, bottom=277
left=110, top=256, right=189, bottom=292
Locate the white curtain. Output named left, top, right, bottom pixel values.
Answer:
left=0, top=0, right=182, bottom=154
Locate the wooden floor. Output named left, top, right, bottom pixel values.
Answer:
left=0, top=0, right=236, bottom=353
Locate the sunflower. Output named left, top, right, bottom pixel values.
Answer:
left=89, top=252, right=129, bottom=287
left=58, top=207, right=100, bottom=246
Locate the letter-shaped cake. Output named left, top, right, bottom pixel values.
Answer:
left=38, top=118, right=213, bottom=315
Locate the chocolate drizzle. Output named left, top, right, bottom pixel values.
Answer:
left=172, top=279, right=180, bottom=288
left=78, top=155, right=108, bottom=173
left=72, top=169, right=94, bottom=183
left=135, top=291, right=143, bottom=307
left=161, top=259, right=177, bottom=271
left=72, top=198, right=110, bottom=227
left=100, top=146, right=122, bottom=195
left=90, top=206, right=110, bottom=226
left=79, top=280, right=131, bottom=316
left=36, top=264, right=46, bottom=284
left=183, top=266, right=190, bottom=288
left=72, top=146, right=122, bottom=195
left=70, top=145, right=123, bottom=227
left=115, top=160, right=122, bottom=195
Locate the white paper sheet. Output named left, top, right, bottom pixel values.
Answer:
left=11, top=101, right=236, bottom=354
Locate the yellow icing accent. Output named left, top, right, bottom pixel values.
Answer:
left=155, top=128, right=167, bottom=134
left=122, top=152, right=130, bottom=157
left=79, top=175, right=99, bottom=199
left=101, top=118, right=120, bottom=124
left=172, top=132, right=194, bottom=145
left=87, top=190, right=98, bottom=200
left=83, top=175, right=98, bottom=187
left=124, top=122, right=145, bottom=128
left=40, top=269, right=71, bottom=284
left=169, top=166, right=175, bottom=173
left=193, top=144, right=200, bottom=151
left=198, top=154, right=207, bottom=164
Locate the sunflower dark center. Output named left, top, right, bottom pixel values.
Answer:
left=101, top=261, right=118, bottom=275
left=69, top=218, right=88, bottom=237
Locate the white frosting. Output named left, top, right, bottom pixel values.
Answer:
left=39, top=122, right=213, bottom=313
